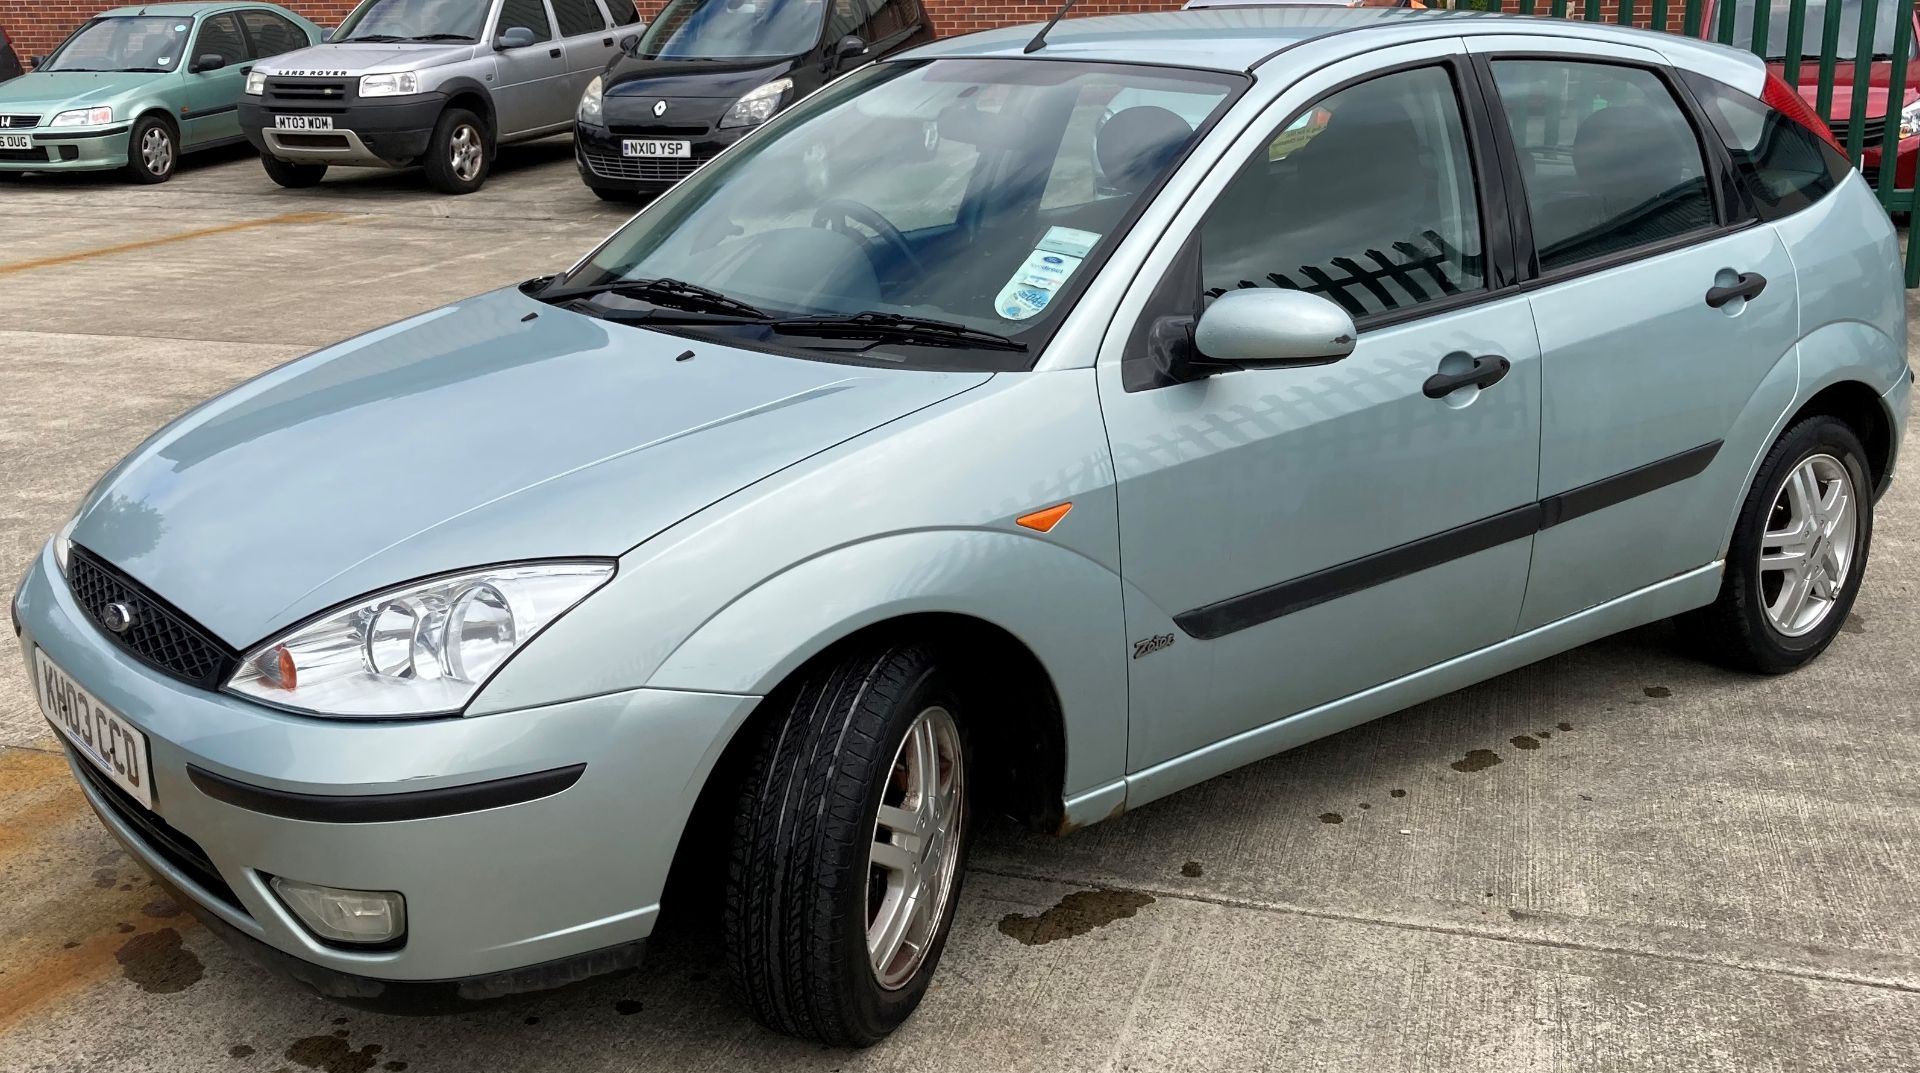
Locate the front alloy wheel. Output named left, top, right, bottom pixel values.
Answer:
left=725, top=643, right=973, bottom=1045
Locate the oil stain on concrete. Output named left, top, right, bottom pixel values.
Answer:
left=998, top=888, right=1155, bottom=946
left=114, top=927, right=203, bottom=994
left=1510, top=735, right=1541, bottom=751
left=1179, top=860, right=1204, bottom=877
left=1644, top=686, right=1672, bottom=698
left=284, top=1034, right=384, bottom=1073
left=1451, top=749, right=1503, bottom=773
left=1319, top=812, right=1343, bottom=824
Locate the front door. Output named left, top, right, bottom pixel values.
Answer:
left=181, top=12, right=249, bottom=146
left=1099, top=45, right=1545, bottom=773
left=491, top=0, right=569, bottom=136
left=1467, top=43, right=1803, bottom=630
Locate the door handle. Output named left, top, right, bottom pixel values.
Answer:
left=1705, top=271, right=1767, bottom=308
left=548, top=47, right=563, bottom=58
left=1423, top=355, right=1510, bottom=399
left=603, top=36, right=614, bottom=47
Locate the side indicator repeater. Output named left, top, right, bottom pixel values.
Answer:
left=1016, top=502, right=1073, bottom=533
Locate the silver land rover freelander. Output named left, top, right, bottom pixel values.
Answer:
left=240, top=0, right=642, bottom=193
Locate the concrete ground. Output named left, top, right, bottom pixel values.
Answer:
left=1, top=141, right=1917, bottom=1073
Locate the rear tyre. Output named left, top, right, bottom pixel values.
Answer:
left=724, top=643, right=972, bottom=1046
left=260, top=153, right=326, bottom=188
left=123, top=115, right=176, bottom=184
left=1679, top=415, right=1873, bottom=674
left=422, top=107, right=489, bottom=194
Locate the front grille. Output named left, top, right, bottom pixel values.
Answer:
left=264, top=78, right=352, bottom=103
left=273, top=132, right=351, bottom=149
left=0, top=113, right=41, bottom=128
left=68, top=546, right=239, bottom=690
left=607, top=123, right=710, bottom=137
left=583, top=150, right=705, bottom=184
left=70, top=749, right=246, bottom=914
left=1829, top=116, right=1888, bottom=146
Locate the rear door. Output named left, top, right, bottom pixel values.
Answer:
left=551, top=0, right=616, bottom=103
left=1468, top=39, right=1801, bottom=629
left=490, top=0, right=569, bottom=136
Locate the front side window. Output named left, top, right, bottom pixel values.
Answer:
left=497, top=0, right=556, bottom=42
left=241, top=10, right=309, bottom=57
left=334, top=0, right=488, bottom=41
left=1492, top=60, right=1714, bottom=272
left=194, top=13, right=249, bottom=67
left=546, top=59, right=1242, bottom=369
left=635, top=0, right=828, bottom=60
left=44, top=17, right=193, bottom=73
left=1199, top=65, right=1485, bottom=320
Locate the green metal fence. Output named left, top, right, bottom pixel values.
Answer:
left=1438, top=0, right=1920, bottom=284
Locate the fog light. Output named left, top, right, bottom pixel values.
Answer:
left=269, top=876, right=406, bottom=944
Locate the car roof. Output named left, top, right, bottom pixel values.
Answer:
left=901, top=6, right=1755, bottom=76
left=98, top=2, right=279, bottom=16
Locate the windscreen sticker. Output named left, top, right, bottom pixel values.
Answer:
left=174, top=24, right=188, bottom=31
left=994, top=228, right=1100, bottom=321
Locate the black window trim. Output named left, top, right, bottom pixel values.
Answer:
left=1468, top=49, right=1757, bottom=291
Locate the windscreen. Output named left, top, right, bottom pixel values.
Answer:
left=334, top=0, right=488, bottom=42
left=633, top=0, right=828, bottom=60
left=44, top=17, right=192, bottom=73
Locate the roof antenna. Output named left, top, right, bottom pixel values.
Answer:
left=1024, top=0, right=1079, bottom=54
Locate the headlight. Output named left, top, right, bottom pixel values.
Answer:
left=225, top=561, right=614, bottom=718
left=719, top=77, right=793, bottom=129
left=578, top=75, right=604, bottom=125
left=1901, top=98, right=1920, bottom=141
left=359, top=72, right=421, bottom=98
left=245, top=69, right=266, bottom=95
left=52, top=514, right=79, bottom=576
left=50, top=107, right=113, bottom=127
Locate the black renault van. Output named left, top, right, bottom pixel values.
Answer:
left=574, top=0, right=929, bottom=200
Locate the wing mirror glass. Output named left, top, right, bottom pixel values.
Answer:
left=1191, top=289, right=1357, bottom=368
left=28, top=55, right=44, bottom=69
left=320, top=27, right=334, bottom=42
left=835, top=35, right=868, bottom=62
left=191, top=53, right=226, bottom=73
left=496, top=26, right=538, bottom=49
left=619, top=33, right=640, bottom=54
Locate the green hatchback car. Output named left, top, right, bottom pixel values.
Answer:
left=0, top=3, right=319, bottom=183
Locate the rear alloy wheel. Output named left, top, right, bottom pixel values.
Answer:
left=260, top=153, right=326, bottom=188
left=123, top=116, right=176, bottom=184
left=724, top=643, right=972, bottom=1046
left=1680, top=415, right=1873, bottom=673
left=423, top=107, right=489, bottom=194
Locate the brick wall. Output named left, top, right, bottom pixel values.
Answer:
left=0, top=1, right=1691, bottom=67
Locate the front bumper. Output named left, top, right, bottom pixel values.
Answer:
left=241, top=95, right=445, bottom=168
left=0, top=124, right=132, bottom=172
left=573, top=120, right=746, bottom=192
left=14, top=545, right=759, bottom=996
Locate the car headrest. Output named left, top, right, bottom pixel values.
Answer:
left=1096, top=106, right=1195, bottom=196
left=1573, top=105, right=1693, bottom=192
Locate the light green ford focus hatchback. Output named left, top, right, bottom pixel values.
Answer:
left=0, top=3, right=319, bottom=183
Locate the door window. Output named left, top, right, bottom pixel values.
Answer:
left=606, top=0, right=642, bottom=26
left=1490, top=60, right=1714, bottom=272
left=240, top=10, right=307, bottom=58
left=552, top=0, right=607, bottom=37
left=497, top=0, right=555, bottom=43
left=194, top=13, right=249, bottom=67
left=1198, top=65, right=1486, bottom=320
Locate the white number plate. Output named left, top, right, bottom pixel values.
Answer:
left=0, top=133, right=32, bottom=150
left=622, top=139, right=690, bottom=158
left=36, top=649, right=154, bottom=809
left=275, top=115, right=334, bottom=131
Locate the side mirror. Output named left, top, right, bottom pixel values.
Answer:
left=28, top=55, right=43, bottom=69
left=618, top=33, right=640, bottom=54
left=835, top=34, right=868, bottom=62
left=1190, top=289, right=1356, bottom=369
left=321, top=28, right=334, bottom=42
left=496, top=26, right=538, bottom=50
left=191, top=53, right=226, bottom=73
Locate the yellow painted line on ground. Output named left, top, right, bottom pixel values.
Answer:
left=0, top=211, right=348, bottom=276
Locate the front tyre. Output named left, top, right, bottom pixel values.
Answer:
left=260, top=153, right=326, bottom=188
left=724, top=643, right=971, bottom=1046
left=422, top=107, right=489, bottom=194
left=1681, top=415, right=1874, bottom=673
left=123, top=115, right=176, bottom=184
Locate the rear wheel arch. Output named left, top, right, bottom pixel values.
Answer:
left=1787, top=379, right=1896, bottom=496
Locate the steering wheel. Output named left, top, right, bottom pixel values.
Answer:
left=812, top=197, right=925, bottom=280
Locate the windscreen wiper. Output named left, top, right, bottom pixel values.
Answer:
left=408, top=34, right=476, bottom=41
left=539, top=277, right=771, bottom=320
left=341, top=34, right=408, bottom=42
left=770, top=311, right=1027, bottom=353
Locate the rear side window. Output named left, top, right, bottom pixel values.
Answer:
left=498, top=0, right=554, bottom=43
left=552, top=0, right=607, bottom=37
left=241, top=10, right=307, bottom=57
left=1491, top=60, right=1715, bottom=272
left=606, top=0, right=642, bottom=26
left=1681, top=71, right=1851, bottom=221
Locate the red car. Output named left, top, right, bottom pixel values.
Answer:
left=1706, top=0, right=1920, bottom=188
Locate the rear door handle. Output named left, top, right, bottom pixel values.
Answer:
left=603, top=36, right=614, bottom=47
left=1423, top=355, right=1510, bottom=399
left=1705, top=272, right=1767, bottom=308
left=549, top=47, right=563, bottom=58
